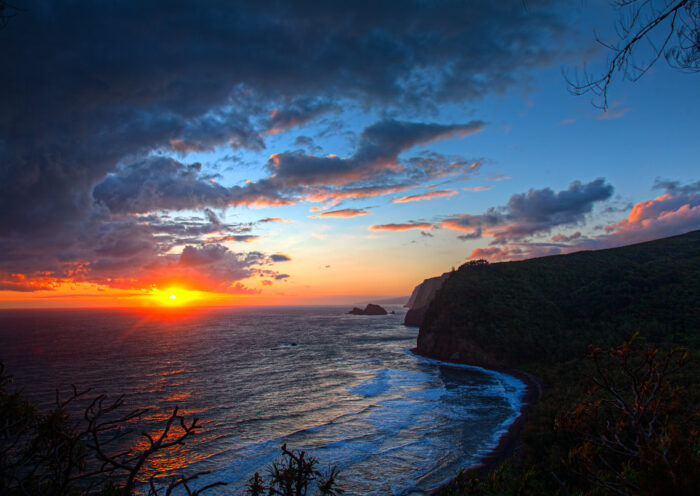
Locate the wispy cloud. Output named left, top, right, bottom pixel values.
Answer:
left=391, top=190, right=457, bottom=203
left=369, top=222, right=434, bottom=231
left=441, top=179, right=614, bottom=243
left=311, top=208, right=370, bottom=218
left=596, top=104, right=631, bottom=120
left=259, top=217, right=294, bottom=223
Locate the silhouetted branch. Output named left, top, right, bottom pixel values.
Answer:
left=1, top=361, right=226, bottom=495
left=566, top=0, right=699, bottom=109
left=0, top=1, right=21, bottom=29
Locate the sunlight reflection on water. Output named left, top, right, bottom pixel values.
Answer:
left=0, top=306, right=524, bottom=495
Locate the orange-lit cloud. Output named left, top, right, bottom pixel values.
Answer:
left=205, top=235, right=259, bottom=243
left=311, top=208, right=370, bottom=218
left=391, top=189, right=457, bottom=203
left=439, top=217, right=478, bottom=232
left=465, top=180, right=700, bottom=264
left=369, top=222, right=434, bottom=231
left=259, top=217, right=294, bottom=223
left=441, top=179, right=614, bottom=243
left=551, top=231, right=581, bottom=242
left=463, top=186, right=492, bottom=192
left=600, top=192, right=700, bottom=245
left=303, top=185, right=413, bottom=203
left=470, top=247, right=513, bottom=261
left=0, top=272, right=63, bottom=292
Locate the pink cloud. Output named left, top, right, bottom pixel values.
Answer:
left=391, top=189, right=457, bottom=203
left=551, top=231, right=581, bottom=242
left=311, top=208, right=370, bottom=218
left=465, top=180, right=700, bottom=263
left=369, top=222, right=434, bottom=231
left=302, top=185, right=414, bottom=203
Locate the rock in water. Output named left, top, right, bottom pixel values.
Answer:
left=347, top=304, right=388, bottom=315
left=363, top=303, right=387, bottom=315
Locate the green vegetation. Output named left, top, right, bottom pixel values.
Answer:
left=423, top=230, right=700, bottom=366
left=421, top=231, right=700, bottom=495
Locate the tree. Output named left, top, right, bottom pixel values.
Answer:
left=559, top=336, right=700, bottom=495
left=1, top=362, right=343, bottom=495
left=568, top=0, right=699, bottom=109
left=0, top=361, right=226, bottom=495
left=246, top=444, right=342, bottom=496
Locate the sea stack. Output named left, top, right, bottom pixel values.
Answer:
left=347, top=303, right=388, bottom=315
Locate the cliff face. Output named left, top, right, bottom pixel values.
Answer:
left=415, top=231, right=700, bottom=368
left=403, top=273, right=449, bottom=326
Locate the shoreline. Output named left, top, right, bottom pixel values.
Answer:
left=409, top=349, right=543, bottom=495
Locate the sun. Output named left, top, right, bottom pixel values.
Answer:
left=151, top=287, right=197, bottom=307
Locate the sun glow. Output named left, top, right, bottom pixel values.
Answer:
left=152, top=287, right=198, bottom=307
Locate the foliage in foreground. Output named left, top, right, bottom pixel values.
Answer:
left=0, top=362, right=341, bottom=495
left=422, top=231, right=700, bottom=495
left=246, top=444, right=342, bottom=496
left=441, top=338, right=700, bottom=496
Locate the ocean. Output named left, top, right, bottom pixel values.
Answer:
left=0, top=306, right=525, bottom=495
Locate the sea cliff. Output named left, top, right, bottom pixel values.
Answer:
left=414, top=230, right=700, bottom=494
left=415, top=231, right=700, bottom=368
left=403, top=273, right=449, bottom=326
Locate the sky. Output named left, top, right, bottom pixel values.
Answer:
left=0, top=0, right=698, bottom=308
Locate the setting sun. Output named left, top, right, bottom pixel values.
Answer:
left=152, top=288, right=197, bottom=307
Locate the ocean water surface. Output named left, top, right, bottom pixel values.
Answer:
left=0, top=306, right=525, bottom=495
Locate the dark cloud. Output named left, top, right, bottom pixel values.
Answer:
left=270, top=254, right=292, bottom=262
left=258, top=217, right=293, bottom=223
left=0, top=0, right=568, bottom=293
left=293, top=136, right=321, bottom=152
left=467, top=180, right=700, bottom=263
left=93, top=158, right=231, bottom=213
left=1, top=0, right=563, bottom=228
left=93, top=156, right=292, bottom=214
left=551, top=231, right=582, bottom=242
left=268, top=98, right=339, bottom=133
left=457, top=227, right=483, bottom=241
left=90, top=120, right=485, bottom=216
left=268, top=120, right=483, bottom=187
left=203, top=208, right=222, bottom=226
left=420, top=231, right=434, bottom=237
left=441, top=179, right=614, bottom=243
left=652, top=178, right=700, bottom=196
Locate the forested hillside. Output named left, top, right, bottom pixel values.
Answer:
left=419, top=230, right=700, bottom=368
left=417, top=230, right=700, bottom=495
